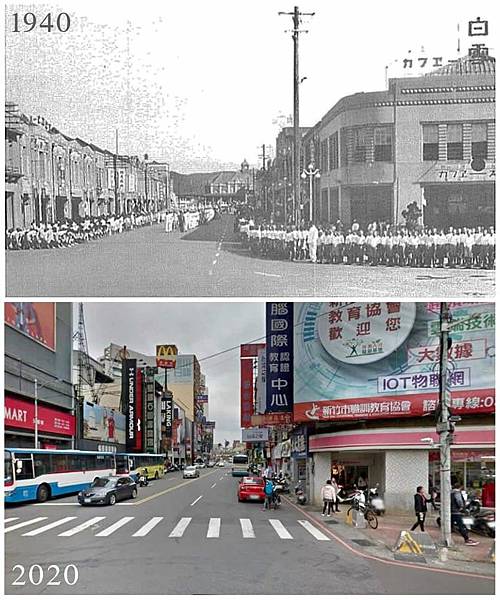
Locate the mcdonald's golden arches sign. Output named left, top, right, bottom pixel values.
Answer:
left=156, top=344, right=178, bottom=368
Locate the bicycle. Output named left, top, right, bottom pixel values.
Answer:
left=347, top=501, right=378, bottom=529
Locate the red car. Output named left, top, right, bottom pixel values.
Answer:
left=238, top=476, right=265, bottom=502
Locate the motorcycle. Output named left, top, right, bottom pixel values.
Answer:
left=138, top=471, right=149, bottom=487
left=468, top=499, right=495, bottom=537
left=337, top=485, right=358, bottom=505
left=295, top=482, right=307, bottom=505
left=436, top=510, right=475, bottom=532
left=367, top=483, right=385, bottom=515
left=273, top=475, right=290, bottom=494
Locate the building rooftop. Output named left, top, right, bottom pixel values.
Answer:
left=426, top=53, right=495, bottom=76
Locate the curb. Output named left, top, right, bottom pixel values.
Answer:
left=283, top=497, right=495, bottom=580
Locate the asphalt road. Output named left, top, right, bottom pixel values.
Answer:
left=4, top=468, right=494, bottom=595
left=6, top=215, right=494, bottom=297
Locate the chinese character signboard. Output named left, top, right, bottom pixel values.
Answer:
left=5, top=394, right=75, bottom=436
left=293, top=302, right=495, bottom=422
left=265, top=302, right=294, bottom=413
left=156, top=344, right=178, bottom=369
left=242, top=428, right=269, bottom=442
left=251, top=413, right=293, bottom=426
left=255, top=347, right=266, bottom=414
left=144, top=367, right=156, bottom=453
left=240, top=353, right=254, bottom=428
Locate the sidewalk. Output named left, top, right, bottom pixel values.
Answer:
left=295, top=500, right=495, bottom=577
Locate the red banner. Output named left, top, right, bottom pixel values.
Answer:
left=240, top=343, right=266, bottom=358
left=5, top=395, right=75, bottom=436
left=251, top=413, right=293, bottom=426
left=5, top=302, right=56, bottom=350
left=240, top=359, right=254, bottom=428
left=293, top=388, right=495, bottom=423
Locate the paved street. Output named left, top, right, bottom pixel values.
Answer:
left=4, top=467, right=494, bottom=595
left=6, top=215, right=494, bottom=297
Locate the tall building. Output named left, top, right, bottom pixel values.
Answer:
left=5, top=303, right=75, bottom=449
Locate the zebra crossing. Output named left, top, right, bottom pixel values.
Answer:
left=5, top=515, right=330, bottom=542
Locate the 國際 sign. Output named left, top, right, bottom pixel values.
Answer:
left=156, top=344, right=178, bottom=369
left=265, top=302, right=294, bottom=413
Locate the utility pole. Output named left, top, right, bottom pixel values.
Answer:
left=438, top=302, right=452, bottom=548
left=279, top=6, right=314, bottom=225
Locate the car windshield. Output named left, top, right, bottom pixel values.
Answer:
left=93, top=478, right=115, bottom=488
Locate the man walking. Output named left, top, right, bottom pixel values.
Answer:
left=451, top=482, right=479, bottom=545
left=410, top=485, right=429, bottom=532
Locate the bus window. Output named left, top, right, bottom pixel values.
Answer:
left=14, top=453, right=34, bottom=480
left=115, top=455, right=128, bottom=473
left=4, top=451, right=13, bottom=484
left=33, top=454, right=53, bottom=476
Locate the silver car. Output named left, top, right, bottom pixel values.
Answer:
left=183, top=466, right=200, bottom=479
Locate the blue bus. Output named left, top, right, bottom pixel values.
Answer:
left=4, top=448, right=116, bottom=503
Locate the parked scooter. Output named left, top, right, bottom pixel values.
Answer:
left=467, top=496, right=495, bottom=538
left=337, top=485, right=358, bottom=505
left=295, top=481, right=307, bottom=505
left=367, top=483, right=385, bottom=515
left=273, top=474, right=290, bottom=494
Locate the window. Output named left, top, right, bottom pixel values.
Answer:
left=447, top=123, right=463, bottom=160
left=329, top=132, right=339, bottom=170
left=116, top=455, right=128, bottom=473
left=374, top=127, right=392, bottom=162
left=320, top=139, right=328, bottom=172
left=340, top=129, right=349, bottom=167
left=52, top=454, right=69, bottom=472
left=422, top=124, right=439, bottom=160
left=471, top=122, right=487, bottom=160
left=353, top=128, right=370, bottom=163
left=13, top=453, right=34, bottom=480
left=5, top=451, right=13, bottom=484
left=33, top=454, right=53, bottom=476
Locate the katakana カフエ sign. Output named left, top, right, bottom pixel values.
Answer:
left=265, top=302, right=294, bottom=414
left=294, top=302, right=494, bottom=423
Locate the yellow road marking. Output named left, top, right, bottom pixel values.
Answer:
left=129, top=470, right=217, bottom=506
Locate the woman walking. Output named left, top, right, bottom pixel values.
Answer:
left=411, top=485, right=430, bottom=532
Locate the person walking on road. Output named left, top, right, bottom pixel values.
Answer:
left=263, top=477, right=275, bottom=511
left=321, top=479, right=336, bottom=516
left=410, top=486, right=430, bottom=532
left=451, top=482, right=479, bottom=545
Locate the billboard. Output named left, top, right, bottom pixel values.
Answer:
left=240, top=357, right=254, bottom=428
left=265, top=302, right=294, bottom=413
left=294, top=302, right=495, bottom=422
left=255, top=347, right=266, bottom=414
left=83, top=402, right=126, bottom=445
left=5, top=302, right=56, bottom=350
left=5, top=394, right=75, bottom=436
left=144, top=367, right=156, bottom=453
left=156, top=344, right=178, bottom=369
left=122, top=359, right=138, bottom=450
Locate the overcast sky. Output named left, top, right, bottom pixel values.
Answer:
left=6, top=0, right=493, bottom=172
left=81, top=302, right=265, bottom=444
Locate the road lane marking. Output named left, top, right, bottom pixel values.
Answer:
left=211, top=483, right=217, bottom=488
left=269, top=519, right=293, bottom=539
left=23, top=517, right=78, bottom=536
left=95, top=516, right=135, bottom=537
left=207, top=518, right=220, bottom=538
left=254, top=271, right=282, bottom=278
left=240, top=518, right=255, bottom=538
left=129, top=469, right=216, bottom=506
left=4, top=517, right=20, bottom=523
left=298, top=519, right=330, bottom=541
left=5, top=517, right=48, bottom=533
left=169, top=517, right=191, bottom=538
left=132, top=517, right=164, bottom=537
left=58, top=517, right=106, bottom=537
left=43, top=502, right=80, bottom=506
left=190, top=495, right=203, bottom=506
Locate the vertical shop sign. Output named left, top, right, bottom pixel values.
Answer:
left=123, top=359, right=137, bottom=450
left=144, top=367, right=156, bottom=453
left=266, top=302, right=294, bottom=413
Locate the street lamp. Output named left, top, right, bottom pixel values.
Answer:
left=301, top=163, right=320, bottom=223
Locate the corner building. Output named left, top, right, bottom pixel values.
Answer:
left=307, top=54, right=495, bottom=228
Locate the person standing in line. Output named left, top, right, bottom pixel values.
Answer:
left=321, top=479, right=336, bottom=516
left=410, top=485, right=430, bottom=532
left=308, top=222, right=319, bottom=263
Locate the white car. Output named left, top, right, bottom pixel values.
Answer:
left=217, top=461, right=225, bottom=467
left=183, top=466, right=200, bottom=479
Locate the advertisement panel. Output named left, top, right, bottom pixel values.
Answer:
left=83, top=402, right=126, bottom=444
left=242, top=428, right=269, bottom=442
left=163, top=393, right=173, bottom=437
left=144, top=367, right=156, bottom=453
left=156, top=344, right=178, bottom=369
left=255, top=347, right=266, bottom=414
left=5, top=395, right=75, bottom=436
left=294, top=302, right=495, bottom=422
left=122, top=359, right=138, bottom=450
left=5, top=302, right=56, bottom=351
left=240, top=358, right=254, bottom=428
left=195, top=394, right=208, bottom=403
left=251, top=413, right=293, bottom=426
left=265, top=302, right=294, bottom=413
left=240, top=343, right=266, bottom=358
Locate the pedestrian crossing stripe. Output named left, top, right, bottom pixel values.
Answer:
left=6, top=516, right=332, bottom=541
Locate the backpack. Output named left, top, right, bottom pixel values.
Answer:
left=264, top=480, right=274, bottom=496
